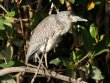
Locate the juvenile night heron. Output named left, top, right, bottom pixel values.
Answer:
left=26, top=11, right=87, bottom=67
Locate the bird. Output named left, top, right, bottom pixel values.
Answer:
left=26, top=11, right=87, bottom=67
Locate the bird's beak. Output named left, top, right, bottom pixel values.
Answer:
left=70, top=15, right=88, bottom=22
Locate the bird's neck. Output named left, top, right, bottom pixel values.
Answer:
left=60, top=22, right=72, bottom=35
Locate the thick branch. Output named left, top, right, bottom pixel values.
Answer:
left=0, top=66, right=87, bottom=83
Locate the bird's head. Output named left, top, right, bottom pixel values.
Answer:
left=56, top=11, right=87, bottom=23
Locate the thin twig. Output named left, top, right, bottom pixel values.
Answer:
left=16, top=1, right=24, bottom=36
left=75, top=53, right=92, bottom=66
left=15, top=72, right=22, bottom=83
left=48, top=2, right=59, bottom=15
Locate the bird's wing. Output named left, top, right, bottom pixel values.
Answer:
left=26, top=15, right=59, bottom=60
left=29, top=15, right=57, bottom=45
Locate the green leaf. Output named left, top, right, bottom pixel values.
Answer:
left=68, top=0, right=75, bottom=4
left=106, top=38, right=110, bottom=47
left=0, top=24, right=5, bottom=30
left=93, top=40, right=109, bottom=56
left=59, top=0, right=65, bottom=4
left=4, top=22, right=13, bottom=36
left=1, top=75, right=16, bottom=83
left=89, top=24, right=98, bottom=38
left=94, top=0, right=101, bottom=5
left=49, top=58, right=61, bottom=66
left=0, top=61, right=25, bottom=69
left=65, top=69, right=77, bottom=78
left=78, top=25, right=93, bottom=51
left=0, top=50, right=5, bottom=60
left=84, top=63, right=91, bottom=75
left=72, top=51, right=76, bottom=61
left=6, top=11, right=15, bottom=17
left=89, top=66, right=104, bottom=80
left=4, top=22, right=12, bottom=28
left=0, top=20, right=5, bottom=30
left=13, top=39, right=24, bottom=47
left=63, top=60, right=74, bottom=69
left=4, top=42, right=13, bottom=62
left=0, top=61, right=15, bottom=68
left=0, top=30, right=6, bottom=40
left=99, top=34, right=104, bottom=41
left=5, top=16, right=14, bottom=23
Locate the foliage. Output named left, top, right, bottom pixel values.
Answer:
left=0, top=0, right=110, bottom=83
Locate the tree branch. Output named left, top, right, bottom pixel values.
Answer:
left=0, top=66, right=87, bottom=83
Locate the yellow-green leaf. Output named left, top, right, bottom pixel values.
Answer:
left=6, top=11, right=15, bottom=17
left=49, top=58, right=61, bottom=66
left=59, top=0, right=65, bottom=5
left=89, top=24, right=98, bottom=38
left=99, top=34, right=104, bottom=41
left=0, top=20, right=5, bottom=30
left=68, top=0, right=75, bottom=4
left=5, top=16, right=14, bottom=23
left=87, top=2, right=95, bottom=10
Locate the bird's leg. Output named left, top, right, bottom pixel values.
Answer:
left=31, top=45, right=47, bottom=83
left=44, top=53, right=48, bottom=68
left=43, top=43, right=48, bottom=68
left=34, top=53, right=38, bottom=62
left=44, top=31, right=62, bottom=68
left=31, top=53, right=44, bottom=83
left=35, top=53, right=48, bottom=71
left=42, top=38, right=49, bottom=68
left=25, top=58, right=37, bottom=68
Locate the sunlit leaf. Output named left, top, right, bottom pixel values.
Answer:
left=68, top=0, right=75, bottom=4
left=0, top=24, right=5, bottom=30
left=6, top=11, right=15, bottom=17
left=0, top=61, right=25, bottom=69
left=4, top=22, right=12, bottom=28
left=0, top=61, right=15, bottom=68
left=1, top=75, right=16, bottom=83
left=87, top=2, right=95, bottom=10
left=5, top=16, right=14, bottom=23
left=89, top=24, right=98, bottom=39
left=72, top=51, right=76, bottom=61
left=59, top=0, right=65, bottom=5
left=49, top=58, right=61, bottom=66
left=0, top=20, right=5, bottom=30
left=99, top=34, right=104, bottom=41
left=89, top=66, right=104, bottom=80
